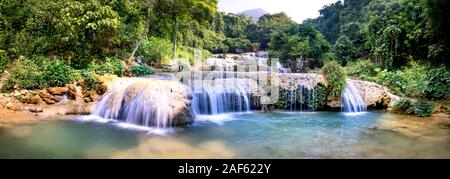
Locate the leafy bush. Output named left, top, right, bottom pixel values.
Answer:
left=393, top=98, right=435, bottom=117
left=177, top=46, right=213, bottom=64
left=88, top=58, right=124, bottom=76
left=81, top=70, right=101, bottom=91
left=1, top=56, right=80, bottom=91
left=139, top=37, right=173, bottom=65
left=41, top=59, right=80, bottom=87
left=414, top=100, right=435, bottom=117
left=131, top=64, right=155, bottom=76
left=348, top=60, right=379, bottom=81
left=2, top=58, right=42, bottom=91
left=375, top=63, right=443, bottom=98
left=393, top=98, right=414, bottom=114
left=322, top=61, right=348, bottom=97
left=0, top=50, right=7, bottom=74
left=426, top=65, right=450, bottom=99
left=376, top=69, right=408, bottom=96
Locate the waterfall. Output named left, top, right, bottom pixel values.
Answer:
left=341, top=81, right=366, bottom=113
left=92, top=78, right=191, bottom=128
left=191, top=78, right=251, bottom=115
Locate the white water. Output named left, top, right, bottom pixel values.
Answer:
left=341, top=81, right=367, bottom=113
left=191, top=78, right=251, bottom=115
left=92, top=79, right=186, bottom=128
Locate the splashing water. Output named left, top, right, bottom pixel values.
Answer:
left=341, top=81, right=366, bottom=113
left=92, top=78, right=190, bottom=128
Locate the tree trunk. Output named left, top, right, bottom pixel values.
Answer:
left=172, top=17, right=178, bottom=61
left=128, top=0, right=154, bottom=62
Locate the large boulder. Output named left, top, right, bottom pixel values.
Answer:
left=47, top=87, right=68, bottom=95
left=326, top=79, right=400, bottom=109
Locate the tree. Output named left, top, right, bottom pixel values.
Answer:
left=256, top=12, right=295, bottom=49
left=151, top=0, right=217, bottom=61
left=334, top=35, right=357, bottom=66
left=128, top=0, right=154, bottom=62
left=269, top=24, right=330, bottom=70
left=424, top=0, right=450, bottom=65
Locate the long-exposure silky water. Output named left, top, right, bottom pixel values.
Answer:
left=342, top=81, right=367, bottom=113
left=92, top=78, right=192, bottom=128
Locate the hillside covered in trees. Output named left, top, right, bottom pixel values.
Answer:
left=1, top=0, right=449, bottom=107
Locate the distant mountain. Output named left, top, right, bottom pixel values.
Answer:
left=238, top=8, right=269, bottom=22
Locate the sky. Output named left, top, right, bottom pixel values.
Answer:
left=218, top=0, right=340, bottom=23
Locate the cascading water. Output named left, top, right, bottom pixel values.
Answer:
left=341, top=81, right=366, bottom=113
left=191, top=79, right=251, bottom=115
left=92, top=78, right=192, bottom=128
left=285, top=85, right=317, bottom=112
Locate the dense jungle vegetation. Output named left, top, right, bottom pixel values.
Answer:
left=0, top=0, right=449, bottom=116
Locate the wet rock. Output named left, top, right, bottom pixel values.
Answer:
left=67, top=84, right=77, bottom=100
left=51, top=95, right=63, bottom=102
left=30, top=95, right=42, bottom=104
left=47, top=87, right=68, bottom=95
left=42, top=98, right=56, bottom=105
left=39, top=90, right=52, bottom=99
left=29, top=108, right=43, bottom=113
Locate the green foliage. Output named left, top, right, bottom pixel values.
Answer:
left=139, top=37, right=172, bottom=65
left=0, top=50, right=7, bottom=74
left=375, top=63, right=445, bottom=99
left=334, top=35, right=357, bottom=66
left=414, top=100, right=435, bottom=117
left=253, top=12, right=295, bottom=49
left=2, top=57, right=42, bottom=91
left=81, top=70, right=101, bottom=91
left=426, top=65, right=450, bottom=99
left=41, top=59, right=81, bottom=87
left=393, top=98, right=415, bottom=114
left=131, top=64, right=154, bottom=76
left=424, top=0, right=450, bottom=65
left=307, top=84, right=328, bottom=111
left=393, top=98, right=435, bottom=117
left=1, top=56, right=79, bottom=91
left=347, top=60, right=378, bottom=81
left=225, top=38, right=251, bottom=53
left=88, top=57, right=124, bottom=76
left=269, top=24, right=330, bottom=70
left=321, top=61, right=347, bottom=97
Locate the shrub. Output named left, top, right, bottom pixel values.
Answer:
left=41, top=59, right=80, bottom=88
left=0, top=50, right=7, bottom=74
left=131, top=64, right=155, bottom=76
left=2, top=58, right=41, bottom=91
left=348, top=60, right=378, bottom=81
left=426, top=65, right=450, bottom=99
left=376, top=69, right=407, bottom=96
left=393, top=98, right=435, bottom=117
left=88, top=57, right=124, bottom=76
left=393, top=98, right=414, bottom=114
left=1, top=56, right=80, bottom=91
left=322, top=61, right=348, bottom=97
left=139, top=37, right=172, bottom=65
left=81, top=70, right=101, bottom=91
left=414, top=100, right=435, bottom=117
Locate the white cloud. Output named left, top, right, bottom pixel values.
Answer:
left=218, top=0, right=339, bottom=23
